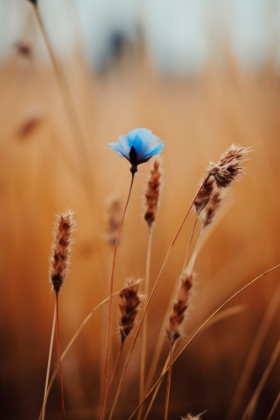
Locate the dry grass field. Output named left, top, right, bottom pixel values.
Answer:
left=0, top=13, right=280, bottom=420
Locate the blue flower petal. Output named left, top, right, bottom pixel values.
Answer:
left=108, top=127, right=164, bottom=172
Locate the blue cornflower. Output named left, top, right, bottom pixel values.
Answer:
left=108, top=128, right=164, bottom=173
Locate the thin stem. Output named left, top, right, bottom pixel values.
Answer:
left=145, top=216, right=201, bottom=398
left=181, top=215, right=199, bottom=274
left=108, top=175, right=211, bottom=420
left=138, top=225, right=153, bottom=420
left=55, top=293, right=65, bottom=420
left=132, top=307, right=245, bottom=420
left=38, top=287, right=134, bottom=420
left=100, top=173, right=135, bottom=420
left=41, top=305, right=56, bottom=420
left=241, top=339, right=280, bottom=420
left=32, top=6, right=90, bottom=176
left=227, top=285, right=280, bottom=420
left=164, top=343, right=175, bottom=420
left=108, top=345, right=123, bottom=394
left=144, top=216, right=200, bottom=395
left=127, top=264, right=280, bottom=420
left=266, top=392, right=280, bottom=420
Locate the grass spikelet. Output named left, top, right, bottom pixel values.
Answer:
left=49, top=210, right=74, bottom=293
left=193, top=176, right=215, bottom=215
left=167, top=272, right=193, bottom=345
left=144, top=158, right=162, bottom=227
left=119, top=279, right=141, bottom=345
left=208, top=144, right=249, bottom=188
left=201, top=189, right=222, bottom=229
left=104, top=195, right=122, bottom=246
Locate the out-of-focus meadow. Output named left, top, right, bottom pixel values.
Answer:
left=0, top=1, right=280, bottom=419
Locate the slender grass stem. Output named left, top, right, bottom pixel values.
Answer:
left=132, top=306, right=245, bottom=420
left=108, top=175, right=211, bottom=419
left=100, top=173, right=135, bottom=420
left=138, top=225, right=153, bottom=420
left=241, top=339, right=280, bottom=420
left=164, top=343, right=175, bottom=420
left=41, top=305, right=56, bottom=420
left=227, top=285, right=280, bottom=420
left=266, top=392, right=280, bottom=420
left=38, top=288, right=131, bottom=420
left=145, top=216, right=199, bottom=395
left=128, top=264, right=280, bottom=419
left=181, top=215, right=199, bottom=273
left=55, top=293, right=65, bottom=420
left=108, top=345, right=123, bottom=391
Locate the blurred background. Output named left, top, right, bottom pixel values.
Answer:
left=0, top=0, right=280, bottom=419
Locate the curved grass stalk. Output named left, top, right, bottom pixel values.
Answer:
left=241, top=339, right=280, bottom=420
left=100, top=173, right=135, bottom=420
left=41, top=305, right=56, bottom=420
left=227, top=285, right=280, bottom=420
left=145, top=216, right=200, bottom=395
left=139, top=306, right=246, bottom=420
left=266, top=392, right=280, bottom=420
left=128, top=264, right=280, bottom=419
left=164, top=343, right=175, bottom=420
left=138, top=225, right=153, bottom=420
left=107, top=176, right=211, bottom=420
left=38, top=288, right=128, bottom=420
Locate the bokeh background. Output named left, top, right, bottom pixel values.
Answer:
left=0, top=0, right=280, bottom=419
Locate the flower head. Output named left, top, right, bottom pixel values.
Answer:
left=108, top=128, right=164, bottom=173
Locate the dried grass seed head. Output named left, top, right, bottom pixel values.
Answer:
left=49, top=210, right=74, bottom=293
left=143, top=157, right=162, bottom=227
left=119, top=279, right=141, bottom=345
left=201, top=188, right=223, bottom=229
left=167, top=273, right=193, bottom=345
left=208, top=144, right=249, bottom=188
left=193, top=176, right=215, bottom=215
left=104, top=195, right=122, bottom=246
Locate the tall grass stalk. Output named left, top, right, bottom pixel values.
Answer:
left=30, top=3, right=98, bottom=217
left=38, top=288, right=129, bottom=420
left=128, top=264, right=280, bottom=419
left=145, top=217, right=199, bottom=395
left=41, top=305, right=56, bottom=420
left=130, top=306, right=245, bottom=420
left=241, top=338, right=280, bottom=420
left=227, top=285, right=280, bottom=420
left=108, top=175, right=212, bottom=419
left=100, top=173, right=135, bottom=420
left=164, top=343, right=175, bottom=420
left=55, top=293, right=66, bottom=420
left=138, top=225, right=153, bottom=420
left=266, top=392, right=280, bottom=420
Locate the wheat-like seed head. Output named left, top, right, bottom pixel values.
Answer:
left=194, top=176, right=215, bottom=215
left=49, top=210, right=74, bottom=293
left=167, top=273, right=193, bottom=345
left=119, top=279, right=141, bottom=345
left=201, top=189, right=222, bottom=229
left=208, top=144, right=249, bottom=188
left=143, top=157, right=162, bottom=227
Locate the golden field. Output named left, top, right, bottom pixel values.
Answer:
left=0, top=23, right=279, bottom=420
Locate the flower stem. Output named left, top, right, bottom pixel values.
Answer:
left=138, top=225, right=153, bottom=420
left=55, top=293, right=65, bottom=420
left=164, top=343, right=175, bottom=420
left=41, top=305, right=56, bottom=420
left=108, top=175, right=211, bottom=419
left=100, top=173, right=135, bottom=420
